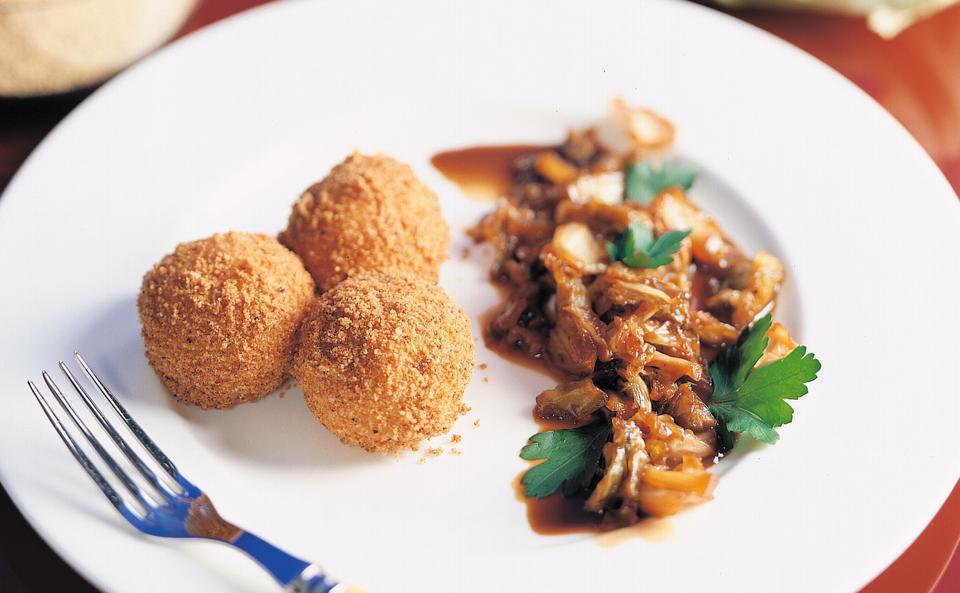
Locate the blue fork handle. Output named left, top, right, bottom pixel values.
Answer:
left=230, top=531, right=340, bottom=593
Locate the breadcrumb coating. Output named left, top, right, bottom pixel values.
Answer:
left=138, top=232, right=315, bottom=409
left=279, top=153, right=450, bottom=291
left=292, top=272, right=474, bottom=453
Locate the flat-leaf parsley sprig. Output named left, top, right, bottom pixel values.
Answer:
left=708, top=314, right=821, bottom=448
left=608, top=223, right=690, bottom=269
left=519, top=422, right=611, bottom=498
left=625, top=160, right=698, bottom=204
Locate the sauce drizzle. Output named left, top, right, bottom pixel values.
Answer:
left=431, top=144, right=547, bottom=201
left=437, top=144, right=607, bottom=536
left=435, top=144, right=678, bottom=541
left=513, top=473, right=601, bottom=535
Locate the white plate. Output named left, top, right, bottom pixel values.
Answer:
left=1, top=1, right=958, bottom=592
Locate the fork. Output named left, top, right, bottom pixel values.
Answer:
left=27, top=353, right=356, bottom=593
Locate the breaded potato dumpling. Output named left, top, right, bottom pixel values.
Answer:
left=293, top=272, right=474, bottom=453
left=138, top=232, right=315, bottom=408
left=279, top=153, right=450, bottom=291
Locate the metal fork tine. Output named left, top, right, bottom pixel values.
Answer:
left=31, top=364, right=343, bottom=592
left=74, top=353, right=183, bottom=484
left=58, top=361, right=179, bottom=499
left=42, top=370, right=155, bottom=510
left=28, top=381, right=138, bottom=522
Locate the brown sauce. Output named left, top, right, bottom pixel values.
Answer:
left=437, top=143, right=680, bottom=540
left=431, top=144, right=547, bottom=201
left=690, top=266, right=714, bottom=312
left=434, top=141, right=594, bottom=388
left=513, top=472, right=674, bottom=542
left=477, top=298, right=569, bottom=385
left=440, top=144, right=608, bottom=536
left=513, top=473, right=601, bottom=535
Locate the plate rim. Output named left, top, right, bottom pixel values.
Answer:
left=0, top=1, right=957, bottom=593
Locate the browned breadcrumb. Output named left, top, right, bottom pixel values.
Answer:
left=279, top=153, right=450, bottom=291
left=478, top=363, right=488, bottom=370
left=449, top=434, right=462, bottom=444
left=292, top=272, right=475, bottom=454
left=460, top=246, right=470, bottom=260
left=473, top=419, right=481, bottom=428
left=417, top=446, right=446, bottom=464
left=449, top=448, right=462, bottom=456
left=138, top=232, right=314, bottom=409
left=276, top=380, right=294, bottom=399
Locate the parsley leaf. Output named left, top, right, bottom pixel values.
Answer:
left=519, top=421, right=611, bottom=498
left=708, top=314, right=821, bottom=446
left=608, top=223, right=690, bottom=269
left=711, top=313, right=772, bottom=396
left=625, top=160, right=698, bottom=204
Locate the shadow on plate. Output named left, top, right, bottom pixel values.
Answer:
left=172, top=386, right=384, bottom=468
left=74, top=295, right=385, bottom=469
left=23, top=456, right=131, bottom=532
left=710, top=436, right=768, bottom=478
left=72, top=296, right=158, bottom=406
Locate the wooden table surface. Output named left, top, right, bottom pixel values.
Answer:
left=0, top=1, right=957, bottom=592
